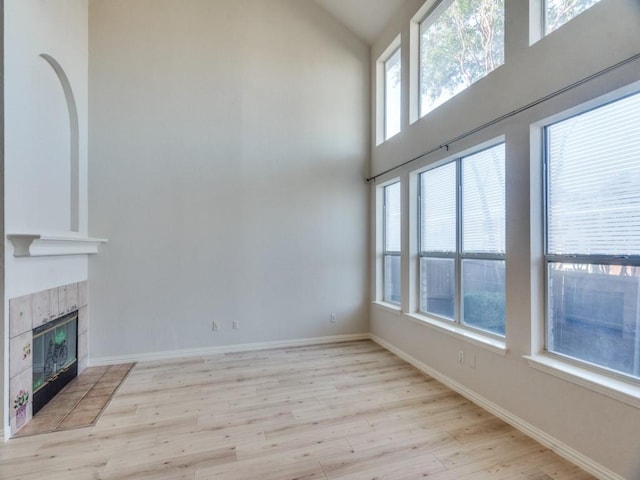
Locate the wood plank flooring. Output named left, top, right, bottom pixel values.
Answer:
left=0, top=340, right=594, bottom=480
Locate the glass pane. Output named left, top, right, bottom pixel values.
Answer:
left=545, top=0, right=602, bottom=34
left=384, top=254, right=401, bottom=305
left=547, top=92, right=640, bottom=256
left=548, top=262, right=640, bottom=379
left=462, top=259, right=505, bottom=336
left=33, top=333, right=46, bottom=392
left=462, top=144, right=505, bottom=254
left=420, top=257, right=455, bottom=319
left=384, top=182, right=401, bottom=252
left=420, top=0, right=504, bottom=116
left=385, top=48, right=401, bottom=140
left=42, top=329, right=56, bottom=380
left=420, top=162, right=456, bottom=252
left=66, top=319, right=77, bottom=370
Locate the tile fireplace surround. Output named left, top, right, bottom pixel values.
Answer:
left=8, top=281, right=88, bottom=436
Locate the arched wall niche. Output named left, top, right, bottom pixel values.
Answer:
left=39, top=53, right=79, bottom=233
left=6, top=54, right=107, bottom=257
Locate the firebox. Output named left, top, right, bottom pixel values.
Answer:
left=32, top=311, right=78, bottom=415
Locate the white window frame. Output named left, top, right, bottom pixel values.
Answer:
left=413, top=0, right=505, bottom=119
left=409, top=0, right=439, bottom=125
left=543, top=93, right=640, bottom=379
left=376, top=35, right=402, bottom=145
left=384, top=48, right=402, bottom=141
left=526, top=83, right=640, bottom=409
left=544, top=0, right=602, bottom=35
left=416, top=141, right=506, bottom=340
left=530, top=0, right=603, bottom=43
left=383, top=181, right=402, bottom=306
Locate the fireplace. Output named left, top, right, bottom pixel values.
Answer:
left=8, top=281, right=88, bottom=436
left=32, top=311, right=78, bottom=415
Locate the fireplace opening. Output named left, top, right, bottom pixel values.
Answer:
left=32, top=311, right=78, bottom=415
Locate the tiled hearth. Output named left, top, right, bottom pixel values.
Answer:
left=8, top=281, right=88, bottom=436
left=14, top=363, right=134, bottom=437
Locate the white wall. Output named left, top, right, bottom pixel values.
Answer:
left=88, top=0, right=370, bottom=358
left=3, top=0, right=89, bottom=436
left=0, top=0, right=4, bottom=439
left=370, top=0, right=640, bottom=478
left=4, top=0, right=89, bottom=295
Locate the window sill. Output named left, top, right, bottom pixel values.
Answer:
left=525, top=354, right=640, bottom=409
left=405, top=313, right=507, bottom=356
left=372, top=301, right=402, bottom=316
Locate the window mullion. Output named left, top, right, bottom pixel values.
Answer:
left=420, top=251, right=455, bottom=259
left=546, top=254, right=640, bottom=266
left=456, top=159, right=462, bottom=325
left=542, top=125, right=550, bottom=258
left=461, top=252, right=506, bottom=261
left=382, top=194, right=387, bottom=255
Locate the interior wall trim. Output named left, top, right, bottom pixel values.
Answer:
left=369, top=334, right=625, bottom=480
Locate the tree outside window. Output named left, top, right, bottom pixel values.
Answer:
left=420, top=0, right=504, bottom=117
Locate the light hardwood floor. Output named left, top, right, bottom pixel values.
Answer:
left=1, top=340, right=594, bottom=480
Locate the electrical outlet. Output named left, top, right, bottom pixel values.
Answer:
left=212, top=321, right=219, bottom=332
left=330, top=313, right=336, bottom=323
left=232, top=320, right=239, bottom=330
left=458, top=350, right=464, bottom=364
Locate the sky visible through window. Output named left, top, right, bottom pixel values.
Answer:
left=385, top=48, right=401, bottom=139
left=545, top=0, right=602, bottom=34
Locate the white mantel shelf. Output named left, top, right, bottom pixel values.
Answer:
left=7, top=233, right=108, bottom=257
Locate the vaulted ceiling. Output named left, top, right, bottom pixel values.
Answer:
left=313, top=0, right=406, bottom=45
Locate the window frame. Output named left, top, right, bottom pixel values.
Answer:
left=383, top=47, right=402, bottom=141
left=542, top=0, right=602, bottom=36
left=417, top=142, right=506, bottom=339
left=418, top=160, right=459, bottom=320
left=383, top=181, right=402, bottom=306
left=541, top=91, right=640, bottom=383
left=416, top=0, right=505, bottom=119
left=417, top=0, right=451, bottom=120
left=376, top=36, right=402, bottom=145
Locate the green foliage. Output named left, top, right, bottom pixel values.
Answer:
left=545, top=0, right=601, bottom=34
left=420, top=0, right=504, bottom=113
left=463, top=291, right=505, bottom=335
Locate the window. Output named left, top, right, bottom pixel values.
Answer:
left=544, top=91, right=640, bottom=380
left=419, top=0, right=504, bottom=117
left=419, top=143, right=506, bottom=336
left=384, top=48, right=402, bottom=140
left=544, top=0, right=602, bottom=35
left=383, top=182, right=401, bottom=305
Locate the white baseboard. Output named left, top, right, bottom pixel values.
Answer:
left=369, top=334, right=623, bottom=480
left=88, top=333, right=369, bottom=366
